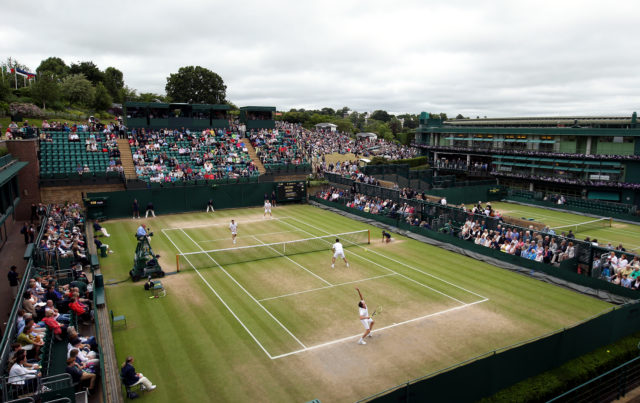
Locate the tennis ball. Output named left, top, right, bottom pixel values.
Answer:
left=607, top=350, right=610, bottom=353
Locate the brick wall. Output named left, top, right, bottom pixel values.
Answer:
left=6, top=139, right=40, bottom=220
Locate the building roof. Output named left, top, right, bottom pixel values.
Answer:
left=315, top=123, right=337, bottom=128
left=444, top=116, right=635, bottom=127
left=356, top=132, right=378, bottom=138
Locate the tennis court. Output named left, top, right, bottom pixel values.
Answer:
left=490, top=201, right=640, bottom=253
left=99, top=205, right=612, bottom=402
left=163, top=217, right=487, bottom=357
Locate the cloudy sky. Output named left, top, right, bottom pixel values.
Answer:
left=2, top=0, right=639, bottom=117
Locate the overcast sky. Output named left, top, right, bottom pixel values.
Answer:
left=2, top=0, right=639, bottom=117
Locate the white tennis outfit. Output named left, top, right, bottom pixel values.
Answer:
left=359, top=303, right=373, bottom=329
left=332, top=242, right=345, bottom=258
left=229, top=222, right=237, bottom=235
left=264, top=202, right=272, bottom=213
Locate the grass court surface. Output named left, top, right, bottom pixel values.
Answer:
left=490, top=201, right=640, bottom=253
left=99, top=204, right=611, bottom=402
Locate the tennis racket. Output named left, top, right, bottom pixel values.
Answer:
left=370, top=305, right=383, bottom=317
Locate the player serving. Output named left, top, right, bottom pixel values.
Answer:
left=229, top=219, right=238, bottom=244
left=331, top=238, right=349, bottom=269
left=356, top=287, right=375, bottom=345
left=264, top=200, right=272, bottom=219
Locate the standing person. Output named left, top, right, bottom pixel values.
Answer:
left=27, top=225, right=35, bottom=244
left=20, top=222, right=29, bottom=245
left=229, top=220, right=238, bottom=245
left=8, top=265, right=19, bottom=300
left=30, top=203, right=37, bottom=223
left=271, top=190, right=277, bottom=207
left=132, top=199, right=140, bottom=219
left=264, top=200, right=272, bottom=219
left=206, top=199, right=215, bottom=213
left=331, top=238, right=349, bottom=269
left=121, top=356, right=156, bottom=391
left=145, top=201, right=155, bottom=218
left=355, top=287, right=375, bottom=345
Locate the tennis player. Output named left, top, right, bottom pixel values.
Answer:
left=264, top=200, right=272, bottom=218
left=331, top=238, right=349, bottom=269
left=356, top=287, right=374, bottom=345
left=229, top=219, right=238, bottom=244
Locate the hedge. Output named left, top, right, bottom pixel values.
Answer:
left=480, top=331, right=640, bottom=402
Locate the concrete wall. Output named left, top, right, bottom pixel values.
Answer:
left=5, top=139, right=40, bottom=220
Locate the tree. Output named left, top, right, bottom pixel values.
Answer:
left=93, top=82, right=112, bottom=111
left=137, top=92, right=168, bottom=103
left=455, top=113, right=465, bottom=119
left=398, top=113, right=419, bottom=129
left=120, top=85, right=138, bottom=102
left=36, top=57, right=69, bottom=78
left=337, top=106, right=350, bottom=117
left=103, top=67, right=124, bottom=102
left=320, top=107, right=335, bottom=116
left=370, top=110, right=392, bottom=123
left=61, top=74, right=94, bottom=106
left=30, top=71, right=59, bottom=109
left=389, top=117, right=402, bottom=136
left=165, top=66, right=226, bottom=104
left=69, top=61, right=104, bottom=85
left=0, top=78, right=10, bottom=102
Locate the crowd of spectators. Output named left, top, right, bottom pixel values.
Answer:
left=249, top=128, right=306, bottom=167
left=417, top=144, right=640, bottom=161
left=130, top=128, right=258, bottom=182
left=7, top=204, right=100, bottom=396
left=596, top=251, right=640, bottom=289
left=492, top=171, right=640, bottom=189
left=434, top=158, right=490, bottom=171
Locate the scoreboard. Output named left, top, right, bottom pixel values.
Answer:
left=276, top=181, right=306, bottom=202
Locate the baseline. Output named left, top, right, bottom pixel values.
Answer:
left=270, top=298, right=489, bottom=360
left=162, top=216, right=292, bottom=231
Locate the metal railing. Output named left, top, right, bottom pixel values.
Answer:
left=548, top=354, right=640, bottom=402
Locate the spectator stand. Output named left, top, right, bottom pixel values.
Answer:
left=129, top=128, right=259, bottom=184
left=0, top=206, right=77, bottom=402
left=39, top=131, right=124, bottom=187
left=319, top=174, right=639, bottom=301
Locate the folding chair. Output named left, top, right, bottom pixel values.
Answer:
left=110, top=310, right=127, bottom=329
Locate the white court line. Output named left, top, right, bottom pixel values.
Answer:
left=197, top=229, right=304, bottom=244
left=270, top=298, right=489, bottom=360
left=277, top=218, right=468, bottom=305
left=162, top=216, right=292, bottom=231
left=161, top=228, right=274, bottom=359
left=179, top=228, right=307, bottom=349
left=283, top=216, right=489, bottom=301
left=259, top=274, right=396, bottom=302
left=251, top=235, right=333, bottom=286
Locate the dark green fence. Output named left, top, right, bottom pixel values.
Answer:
left=87, top=182, right=284, bottom=219
left=362, top=302, right=640, bottom=403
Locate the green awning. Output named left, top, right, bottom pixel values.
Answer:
left=147, top=103, right=170, bottom=109
left=0, top=161, right=28, bottom=187
left=600, top=161, right=622, bottom=167
left=600, top=169, right=622, bottom=174
left=538, top=158, right=555, bottom=162
left=566, top=167, right=583, bottom=172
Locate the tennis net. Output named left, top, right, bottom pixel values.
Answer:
left=550, top=217, right=612, bottom=234
left=176, top=229, right=370, bottom=271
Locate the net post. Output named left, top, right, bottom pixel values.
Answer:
left=609, top=217, right=613, bottom=227
left=368, top=229, right=370, bottom=244
left=176, top=254, right=180, bottom=272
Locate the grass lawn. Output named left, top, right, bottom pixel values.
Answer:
left=98, top=204, right=611, bottom=402
left=488, top=201, right=640, bottom=253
